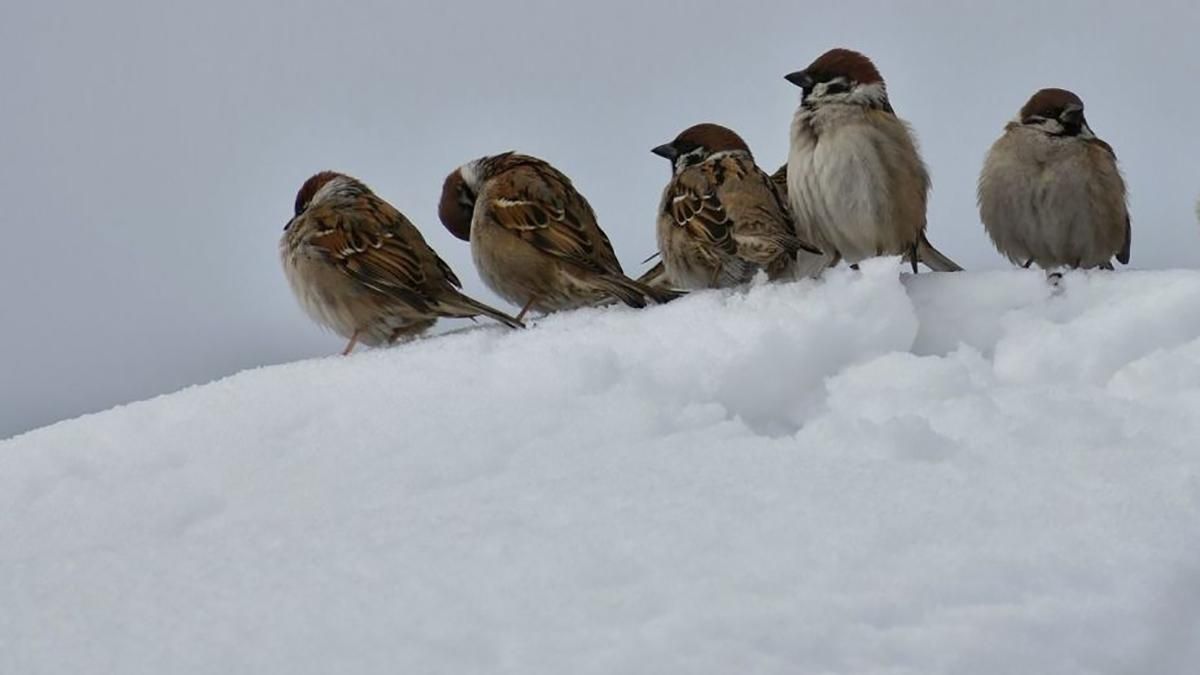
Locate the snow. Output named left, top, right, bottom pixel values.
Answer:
left=4, top=259, right=1200, bottom=674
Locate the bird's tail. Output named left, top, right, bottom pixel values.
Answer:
left=909, top=234, right=963, bottom=272
left=596, top=273, right=683, bottom=308
left=780, top=233, right=823, bottom=257
left=635, top=260, right=678, bottom=290
left=439, top=291, right=525, bottom=329
left=790, top=250, right=836, bottom=279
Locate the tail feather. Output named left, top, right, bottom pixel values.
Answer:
left=438, top=291, right=525, bottom=329
left=781, top=233, right=823, bottom=257
left=644, top=283, right=685, bottom=305
left=909, top=234, right=963, bottom=272
left=635, top=260, right=672, bottom=289
left=596, top=273, right=683, bottom=308
left=594, top=276, right=647, bottom=308
left=792, top=250, right=836, bottom=279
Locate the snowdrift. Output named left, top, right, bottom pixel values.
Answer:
left=5, top=259, right=1200, bottom=674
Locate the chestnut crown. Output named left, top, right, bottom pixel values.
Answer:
left=294, top=171, right=342, bottom=217
left=1018, top=88, right=1090, bottom=137
left=652, top=123, right=752, bottom=173
left=785, top=48, right=891, bottom=111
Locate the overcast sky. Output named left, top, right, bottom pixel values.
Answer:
left=2, top=0, right=1198, bottom=438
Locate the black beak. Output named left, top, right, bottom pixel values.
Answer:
left=283, top=218, right=293, bottom=231
left=651, top=143, right=678, bottom=161
left=785, top=71, right=812, bottom=89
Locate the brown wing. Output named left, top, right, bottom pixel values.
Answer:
left=1088, top=138, right=1131, bottom=265
left=486, top=159, right=626, bottom=276
left=300, top=195, right=456, bottom=309
left=769, top=164, right=789, bottom=200
left=666, top=166, right=738, bottom=256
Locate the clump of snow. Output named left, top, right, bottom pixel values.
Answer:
left=4, top=259, right=1200, bottom=674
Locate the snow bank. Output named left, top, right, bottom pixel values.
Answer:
left=4, top=259, right=1200, bottom=674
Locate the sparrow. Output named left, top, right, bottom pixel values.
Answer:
left=978, top=88, right=1130, bottom=270
left=439, top=153, right=677, bottom=318
left=281, top=171, right=523, bottom=355
left=784, top=48, right=961, bottom=273
left=650, top=123, right=820, bottom=288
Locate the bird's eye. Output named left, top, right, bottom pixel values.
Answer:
left=824, top=81, right=850, bottom=95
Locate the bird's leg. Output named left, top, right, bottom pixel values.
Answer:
left=909, top=243, right=919, bottom=274
left=1023, top=258, right=1034, bottom=269
left=341, top=330, right=360, bottom=356
left=515, top=298, right=537, bottom=323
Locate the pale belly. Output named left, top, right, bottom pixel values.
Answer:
left=789, top=125, right=923, bottom=263
left=281, top=242, right=433, bottom=346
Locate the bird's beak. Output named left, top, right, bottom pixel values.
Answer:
left=784, top=71, right=813, bottom=89
left=283, top=217, right=293, bottom=231
left=651, top=143, right=678, bottom=161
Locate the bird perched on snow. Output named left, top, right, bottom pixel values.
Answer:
left=649, top=123, right=820, bottom=289
left=439, top=153, right=677, bottom=319
left=281, top=171, right=523, bottom=355
left=784, top=48, right=961, bottom=273
left=978, top=88, right=1130, bottom=270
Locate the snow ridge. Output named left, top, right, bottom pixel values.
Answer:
left=4, top=259, right=1200, bottom=674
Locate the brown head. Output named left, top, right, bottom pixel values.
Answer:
left=1018, top=88, right=1091, bottom=137
left=293, top=171, right=343, bottom=217
left=285, top=171, right=364, bottom=231
left=651, top=123, right=752, bottom=173
left=438, top=167, right=477, bottom=241
left=784, top=48, right=892, bottom=112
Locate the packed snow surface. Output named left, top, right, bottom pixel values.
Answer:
left=5, top=260, right=1200, bottom=674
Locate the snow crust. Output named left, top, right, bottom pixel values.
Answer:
left=5, top=260, right=1200, bottom=674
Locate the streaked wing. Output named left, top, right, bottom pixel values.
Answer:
left=668, top=181, right=737, bottom=255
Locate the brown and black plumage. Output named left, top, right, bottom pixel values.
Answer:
left=439, top=153, right=678, bottom=317
left=281, top=171, right=522, bottom=354
left=650, top=123, right=819, bottom=289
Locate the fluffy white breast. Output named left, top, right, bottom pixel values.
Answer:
left=787, top=106, right=906, bottom=262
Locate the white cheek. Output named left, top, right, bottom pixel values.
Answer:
left=460, top=161, right=482, bottom=191
left=1036, top=119, right=1065, bottom=135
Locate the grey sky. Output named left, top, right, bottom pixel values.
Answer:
left=2, top=0, right=1198, bottom=439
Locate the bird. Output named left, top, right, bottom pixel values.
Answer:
left=978, top=88, right=1130, bottom=270
left=438, top=152, right=678, bottom=319
left=649, top=123, right=820, bottom=289
left=784, top=48, right=961, bottom=273
left=280, top=171, right=523, bottom=355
